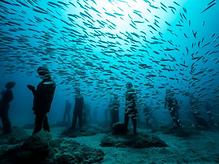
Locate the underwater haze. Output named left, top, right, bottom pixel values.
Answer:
left=0, top=0, right=219, bottom=163
left=0, top=0, right=219, bottom=125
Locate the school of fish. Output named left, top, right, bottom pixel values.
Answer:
left=0, top=0, right=218, bottom=110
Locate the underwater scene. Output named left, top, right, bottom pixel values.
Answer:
left=0, top=0, right=219, bottom=163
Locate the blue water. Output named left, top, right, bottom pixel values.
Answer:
left=0, top=0, right=218, bottom=127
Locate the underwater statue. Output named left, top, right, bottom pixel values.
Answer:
left=82, top=103, right=91, bottom=127
left=72, top=88, right=84, bottom=130
left=0, top=81, right=16, bottom=134
left=62, top=100, right=71, bottom=126
left=27, top=66, right=56, bottom=134
left=165, top=89, right=182, bottom=129
left=124, top=82, right=138, bottom=135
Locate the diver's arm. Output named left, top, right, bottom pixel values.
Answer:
left=27, top=85, right=36, bottom=95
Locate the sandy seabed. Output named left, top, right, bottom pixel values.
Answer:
left=49, top=127, right=219, bottom=164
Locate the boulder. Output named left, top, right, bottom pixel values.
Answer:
left=112, top=122, right=127, bottom=135
left=0, top=131, right=104, bottom=164
left=20, top=131, right=53, bottom=161
left=0, top=127, right=28, bottom=145
left=0, top=131, right=53, bottom=164
left=54, top=139, right=104, bottom=164
left=100, top=133, right=168, bottom=148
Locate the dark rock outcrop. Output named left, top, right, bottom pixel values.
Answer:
left=54, top=139, right=104, bottom=164
left=0, top=131, right=53, bottom=164
left=0, top=131, right=104, bottom=164
left=100, top=133, right=168, bottom=148
left=0, top=127, right=28, bottom=145
left=112, top=122, right=127, bottom=135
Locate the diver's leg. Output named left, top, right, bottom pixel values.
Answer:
left=43, top=115, right=50, bottom=132
left=5, top=115, right=11, bottom=133
left=2, top=111, right=11, bottom=134
left=124, top=113, right=129, bottom=130
left=0, top=115, right=3, bottom=130
left=169, top=110, right=177, bottom=128
left=72, top=109, right=78, bottom=129
left=171, top=110, right=181, bottom=128
left=111, top=110, right=115, bottom=126
left=78, top=109, right=83, bottom=129
left=33, top=114, right=43, bottom=134
left=175, top=111, right=182, bottom=128
left=115, top=110, right=119, bottom=123
left=1, top=115, right=7, bottom=133
left=132, top=116, right=137, bottom=135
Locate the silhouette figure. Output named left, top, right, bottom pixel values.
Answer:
left=72, top=88, right=84, bottom=130
left=0, top=81, right=16, bottom=134
left=124, top=82, right=137, bottom=135
left=62, top=100, right=71, bottom=126
left=27, top=66, right=56, bottom=134
left=165, top=89, right=182, bottom=129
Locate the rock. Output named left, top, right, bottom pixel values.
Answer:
left=112, top=122, right=127, bottom=135
left=20, top=131, right=53, bottom=161
left=0, top=127, right=28, bottom=145
left=54, top=139, right=104, bottom=164
left=0, top=131, right=104, bottom=164
left=0, top=131, right=53, bottom=164
left=100, top=133, right=168, bottom=148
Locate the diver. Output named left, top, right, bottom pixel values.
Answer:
left=72, top=88, right=84, bottom=130
left=27, top=66, right=56, bottom=134
left=62, top=100, right=71, bottom=126
left=124, top=82, right=138, bottom=135
left=165, top=89, right=182, bottom=129
left=110, top=94, right=120, bottom=127
left=0, top=81, right=16, bottom=134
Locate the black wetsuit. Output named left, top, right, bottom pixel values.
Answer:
left=0, top=89, right=13, bottom=134
left=30, top=79, right=55, bottom=134
left=124, top=88, right=137, bottom=134
left=72, top=96, right=84, bottom=129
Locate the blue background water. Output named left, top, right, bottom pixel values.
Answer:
left=0, top=0, right=218, bottom=127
